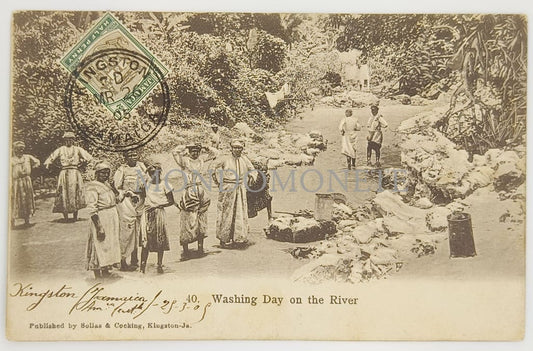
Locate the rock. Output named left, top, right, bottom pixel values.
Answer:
left=305, top=147, right=321, bottom=156
left=233, top=122, right=256, bottom=138
left=300, top=153, right=315, bottom=166
left=294, top=134, right=314, bottom=150
left=307, top=140, right=327, bottom=150
left=283, top=154, right=303, bottom=166
left=394, top=94, right=411, bottom=105
left=333, top=203, right=353, bottom=217
left=320, top=96, right=335, bottom=105
left=465, top=166, right=494, bottom=190
left=291, top=255, right=353, bottom=283
left=493, top=161, right=525, bottom=192
left=411, top=239, right=437, bottom=257
left=265, top=217, right=337, bottom=243
left=308, top=130, right=323, bottom=140
left=289, top=247, right=319, bottom=259
left=337, top=219, right=358, bottom=231
left=382, top=216, right=418, bottom=236
left=510, top=183, right=526, bottom=201
left=350, top=224, right=375, bottom=244
left=369, top=246, right=399, bottom=265
left=426, top=206, right=452, bottom=231
left=446, top=201, right=466, bottom=213
left=267, top=159, right=285, bottom=169
left=410, top=95, right=431, bottom=105
left=472, top=154, right=487, bottom=167
left=373, top=190, right=426, bottom=221
left=336, top=237, right=362, bottom=256
left=259, top=148, right=282, bottom=160
left=491, top=150, right=521, bottom=168
left=414, top=197, right=433, bottom=209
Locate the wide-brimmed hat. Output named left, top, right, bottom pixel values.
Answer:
left=94, top=161, right=111, bottom=172
left=63, top=131, right=76, bottom=139
left=230, top=138, right=245, bottom=148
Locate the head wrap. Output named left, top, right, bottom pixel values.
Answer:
left=94, top=161, right=111, bottom=172
left=186, top=143, right=202, bottom=152
left=14, top=141, right=25, bottom=149
left=146, top=162, right=162, bottom=173
left=370, top=101, right=380, bottom=109
left=124, top=149, right=138, bottom=158
left=230, top=139, right=245, bottom=148
left=63, top=131, right=76, bottom=139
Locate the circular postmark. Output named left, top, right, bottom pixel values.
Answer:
left=64, top=48, right=170, bottom=152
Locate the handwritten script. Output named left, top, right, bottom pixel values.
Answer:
left=9, top=282, right=211, bottom=324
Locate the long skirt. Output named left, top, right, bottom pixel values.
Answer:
left=53, top=168, right=86, bottom=213
left=141, top=208, right=170, bottom=252
left=117, top=197, right=142, bottom=259
left=341, top=132, right=358, bottom=159
left=11, top=176, right=35, bottom=220
left=86, top=207, right=121, bottom=270
left=179, top=185, right=210, bottom=245
left=216, top=183, right=249, bottom=244
left=247, top=172, right=271, bottom=218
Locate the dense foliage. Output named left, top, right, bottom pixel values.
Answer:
left=329, top=14, right=527, bottom=149
left=12, top=12, right=526, bottom=160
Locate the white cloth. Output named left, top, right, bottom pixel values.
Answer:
left=265, top=83, right=291, bottom=108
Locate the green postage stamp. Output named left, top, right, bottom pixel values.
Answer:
left=60, top=12, right=168, bottom=118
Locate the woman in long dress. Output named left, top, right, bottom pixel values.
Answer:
left=86, top=161, right=121, bottom=279
left=212, top=139, right=257, bottom=248
left=44, top=131, right=93, bottom=221
left=172, top=143, right=216, bottom=260
left=140, top=163, right=174, bottom=274
left=11, top=141, right=40, bottom=227
left=339, top=108, right=361, bottom=170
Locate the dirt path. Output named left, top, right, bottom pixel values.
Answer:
left=10, top=103, right=436, bottom=282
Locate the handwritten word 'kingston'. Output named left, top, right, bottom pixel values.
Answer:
left=10, top=283, right=76, bottom=311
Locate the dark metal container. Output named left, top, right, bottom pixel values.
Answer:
left=448, top=212, right=476, bottom=258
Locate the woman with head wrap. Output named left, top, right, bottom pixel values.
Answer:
left=113, top=149, right=146, bottom=271
left=139, top=163, right=174, bottom=273
left=11, top=141, right=40, bottom=227
left=212, top=138, right=257, bottom=248
left=172, top=143, right=216, bottom=260
left=85, top=161, right=121, bottom=278
left=44, top=131, right=93, bottom=221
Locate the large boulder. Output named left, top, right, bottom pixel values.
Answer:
left=493, top=160, right=525, bottom=192
left=265, top=216, right=337, bottom=243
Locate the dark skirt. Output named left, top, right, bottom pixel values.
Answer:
left=143, top=208, right=170, bottom=252
left=247, top=172, right=272, bottom=218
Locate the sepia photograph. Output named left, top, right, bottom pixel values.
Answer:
left=4, top=5, right=528, bottom=343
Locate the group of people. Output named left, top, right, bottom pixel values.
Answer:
left=11, top=131, right=271, bottom=278
left=339, top=103, right=388, bottom=169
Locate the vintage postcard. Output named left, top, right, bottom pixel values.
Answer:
left=7, top=11, right=526, bottom=340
